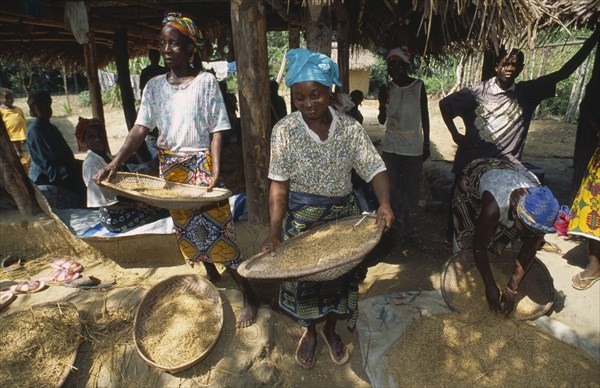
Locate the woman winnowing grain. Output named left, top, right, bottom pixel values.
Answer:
left=260, top=48, right=394, bottom=370
left=452, top=158, right=562, bottom=316
left=93, top=13, right=258, bottom=328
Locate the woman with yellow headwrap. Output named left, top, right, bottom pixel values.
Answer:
left=94, top=13, right=258, bottom=328
left=261, top=48, right=394, bottom=369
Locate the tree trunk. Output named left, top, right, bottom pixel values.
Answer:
left=288, top=25, right=300, bottom=113
left=451, top=55, right=465, bottom=93
left=83, top=31, right=109, bottom=153
left=231, top=0, right=270, bottom=225
left=305, top=2, right=331, bottom=56
left=565, top=54, right=591, bottom=124
left=571, top=45, right=599, bottom=203
left=113, top=28, right=151, bottom=163
left=334, top=0, right=350, bottom=93
left=0, top=118, right=39, bottom=216
left=62, top=65, right=70, bottom=114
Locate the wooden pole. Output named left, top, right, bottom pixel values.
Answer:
left=83, top=31, right=109, bottom=153
left=0, top=118, right=39, bottom=216
left=113, top=28, right=151, bottom=163
left=334, top=1, right=350, bottom=93
left=230, top=0, right=270, bottom=225
left=288, top=25, right=300, bottom=113
left=305, top=2, right=332, bottom=56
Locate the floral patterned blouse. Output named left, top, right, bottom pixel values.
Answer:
left=135, top=72, right=230, bottom=152
left=268, top=107, right=386, bottom=197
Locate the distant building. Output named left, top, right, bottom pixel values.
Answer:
left=330, top=42, right=377, bottom=97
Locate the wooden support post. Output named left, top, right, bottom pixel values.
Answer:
left=83, top=31, right=109, bottom=154
left=335, top=1, right=350, bottom=93
left=231, top=0, right=270, bottom=225
left=113, top=28, right=151, bottom=163
left=289, top=25, right=300, bottom=113
left=306, top=2, right=332, bottom=56
left=0, top=118, right=39, bottom=216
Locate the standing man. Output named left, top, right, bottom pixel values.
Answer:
left=439, top=29, right=599, bottom=244
left=378, top=47, right=430, bottom=248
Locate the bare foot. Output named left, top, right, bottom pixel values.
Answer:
left=236, top=285, right=259, bottom=328
left=295, top=328, right=317, bottom=369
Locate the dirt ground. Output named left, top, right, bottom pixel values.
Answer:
left=1, top=95, right=597, bottom=387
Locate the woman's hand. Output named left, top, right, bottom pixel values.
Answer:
left=500, top=286, right=518, bottom=316
left=93, top=163, right=118, bottom=184
left=260, top=235, right=281, bottom=256
left=376, top=202, right=395, bottom=232
left=206, top=171, right=220, bottom=191
left=484, top=282, right=502, bottom=312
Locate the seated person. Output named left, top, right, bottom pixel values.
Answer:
left=0, top=87, right=26, bottom=158
left=452, top=158, right=562, bottom=316
left=26, top=91, right=86, bottom=208
left=76, top=117, right=168, bottom=233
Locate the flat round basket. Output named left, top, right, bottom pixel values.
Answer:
left=133, top=274, right=224, bottom=373
left=99, top=172, right=232, bottom=210
left=0, top=302, right=82, bottom=388
left=441, top=250, right=555, bottom=320
left=237, top=215, right=384, bottom=282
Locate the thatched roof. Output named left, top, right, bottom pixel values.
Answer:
left=0, top=0, right=597, bottom=70
left=330, top=43, right=377, bottom=71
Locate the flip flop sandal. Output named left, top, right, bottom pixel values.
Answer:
left=294, top=328, right=316, bottom=370
left=572, top=272, right=600, bottom=290
left=37, top=268, right=82, bottom=285
left=1, top=256, right=24, bottom=273
left=9, top=280, right=46, bottom=294
left=0, top=290, right=16, bottom=312
left=319, top=328, right=350, bottom=365
left=64, top=276, right=116, bottom=290
left=49, top=258, right=83, bottom=274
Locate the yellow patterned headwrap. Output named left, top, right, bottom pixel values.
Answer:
left=162, top=12, right=204, bottom=51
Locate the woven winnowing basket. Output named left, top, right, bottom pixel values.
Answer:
left=133, top=274, right=224, bottom=373
left=441, top=250, right=555, bottom=320
left=99, top=172, right=232, bottom=209
left=237, top=215, right=384, bottom=282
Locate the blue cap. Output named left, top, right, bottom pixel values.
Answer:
left=516, top=186, right=560, bottom=234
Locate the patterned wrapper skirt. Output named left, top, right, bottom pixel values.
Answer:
left=279, top=191, right=361, bottom=330
left=158, top=149, right=242, bottom=268
left=569, top=147, right=600, bottom=241
left=452, top=158, right=537, bottom=254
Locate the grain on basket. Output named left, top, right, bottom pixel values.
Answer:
left=138, top=293, right=219, bottom=367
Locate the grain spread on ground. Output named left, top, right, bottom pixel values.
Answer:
left=138, top=293, right=219, bottom=368
left=273, top=218, right=378, bottom=271
left=387, top=311, right=599, bottom=387
left=447, top=263, right=541, bottom=318
left=0, top=304, right=80, bottom=388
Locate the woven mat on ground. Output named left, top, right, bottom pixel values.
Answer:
left=356, top=291, right=600, bottom=388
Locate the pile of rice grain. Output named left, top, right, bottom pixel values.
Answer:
left=0, top=304, right=80, bottom=387
left=138, top=293, right=219, bottom=367
left=387, top=311, right=599, bottom=387
left=118, top=183, right=196, bottom=199
left=273, top=217, right=378, bottom=270
left=449, top=264, right=541, bottom=318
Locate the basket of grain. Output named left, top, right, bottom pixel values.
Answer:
left=99, top=172, right=232, bottom=210
left=0, top=302, right=82, bottom=388
left=441, top=250, right=555, bottom=320
left=133, top=274, right=224, bottom=373
left=237, top=214, right=385, bottom=282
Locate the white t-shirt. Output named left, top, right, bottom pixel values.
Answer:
left=382, top=80, right=423, bottom=156
left=82, top=151, right=118, bottom=208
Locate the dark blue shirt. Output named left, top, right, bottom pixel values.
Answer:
left=27, top=118, right=76, bottom=184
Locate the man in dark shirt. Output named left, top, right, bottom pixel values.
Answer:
left=139, top=49, right=167, bottom=95
left=27, top=91, right=85, bottom=208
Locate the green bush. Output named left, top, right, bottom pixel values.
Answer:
left=102, top=85, right=122, bottom=108
left=79, top=91, right=91, bottom=107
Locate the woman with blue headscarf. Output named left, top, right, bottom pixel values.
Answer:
left=94, top=13, right=259, bottom=328
left=261, top=48, right=394, bottom=369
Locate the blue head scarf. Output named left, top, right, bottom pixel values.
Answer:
left=516, top=186, right=560, bottom=234
left=285, top=48, right=342, bottom=88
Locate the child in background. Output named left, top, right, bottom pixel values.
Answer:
left=0, top=88, right=27, bottom=158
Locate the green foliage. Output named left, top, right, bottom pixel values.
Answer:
left=79, top=90, right=91, bottom=107
left=102, top=85, right=122, bottom=108
left=368, top=54, right=388, bottom=98
left=62, top=102, right=73, bottom=116
left=267, top=31, right=289, bottom=81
